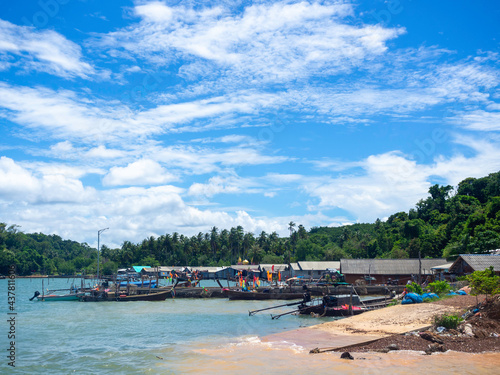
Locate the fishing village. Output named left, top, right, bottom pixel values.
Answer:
left=2, top=1, right=500, bottom=372
left=26, top=255, right=500, bottom=361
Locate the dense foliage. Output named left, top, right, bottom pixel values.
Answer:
left=2, top=171, right=500, bottom=276
left=0, top=224, right=96, bottom=276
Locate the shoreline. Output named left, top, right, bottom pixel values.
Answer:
left=262, top=295, right=500, bottom=355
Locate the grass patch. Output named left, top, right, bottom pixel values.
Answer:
left=433, top=313, right=463, bottom=330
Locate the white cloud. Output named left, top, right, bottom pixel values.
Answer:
left=192, top=134, right=259, bottom=145
left=150, top=144, right=288, bottom=175
left=451, top=109, right=500, bottom=131
left=86, top=145, right=127, bottom=159
left=34, top=162, right=101, bottom=180
left=0, top=19, right=96, bottom=78
left=0, top=157, right=95, bottom=203
left=0, top=156, right=40, bottom=200
left=135, top=1, right=174, bottom=23
left=427, top=136, right=500, bottom=185
left=301, top=136, right=500, bottom=222
left=0, top=83, right=279, bottom=143
left=0, top=180, right=295, bottom=247
left=95, top=1, right=403, bottom=82
left=303, top=151, right=430, bottom=220
left=103, top=159, right=177, bottom=186
left=187, top=172, right=266, bottom=197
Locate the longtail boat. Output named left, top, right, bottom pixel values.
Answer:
left=226, top=289, right=305, bottom=300
left=297, top=295, right=389, bottom=317
left=114, top=290, right=170, bottom=301
left=36, top=291, right=86, bottom=301
left=80, top=288, right=171, bottom=302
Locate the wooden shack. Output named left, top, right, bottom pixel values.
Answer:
left=340, top=258, right=447, bottom=285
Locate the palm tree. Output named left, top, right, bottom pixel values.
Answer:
left=243, top=232, right=255, bottom=260
left=288, top=221, right=296, bottom=237
left=210, top=226, right=219, bottom=262
left=258, top=231, right=268, bottom=251
left=297, top=225, right=307, bottom=240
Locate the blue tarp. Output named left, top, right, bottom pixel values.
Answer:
left=447, top=291, right=458, bottom=296
left=402, top=293, right=423, bottom=304
left=422, top=292, right=439, bottom=299
left=457, top=290, right=467, bottom=295
left=132, top=266, right=151, bottom=273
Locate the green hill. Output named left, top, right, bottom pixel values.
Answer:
left=2, top=171, right=500, bottom=276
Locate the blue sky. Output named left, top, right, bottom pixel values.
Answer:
left=0, top=0, right=499, bottom=248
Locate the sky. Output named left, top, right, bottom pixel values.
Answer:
left=0, top=0, right=499, bottom=249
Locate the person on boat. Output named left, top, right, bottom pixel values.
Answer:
left=302, top=285, right=311, bottom=303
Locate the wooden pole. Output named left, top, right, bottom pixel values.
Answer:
left=349, top=285, right=353, bottom=315
left=418, top=250, right=422, bottom=285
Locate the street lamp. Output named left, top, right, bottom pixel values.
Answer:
left=97, top=227, right=109, bottom=281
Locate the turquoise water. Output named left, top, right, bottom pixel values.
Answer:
left=0, top=278, right=321, bottom=374
left=2, top=278, right=499, bottom=374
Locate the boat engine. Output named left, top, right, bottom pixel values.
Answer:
left=29, top=291, right=40, bottom=301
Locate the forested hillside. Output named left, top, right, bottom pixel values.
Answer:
left=2, top=171, right=500, bottom=276
left=0, top=224, right=96, bottom=276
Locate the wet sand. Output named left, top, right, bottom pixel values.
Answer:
left=172, top=295, right=500, bottom=374
left=263, top=302, right=461, bottom=350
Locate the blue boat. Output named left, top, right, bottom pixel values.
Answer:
left=118, top=279, right=157, bottom=288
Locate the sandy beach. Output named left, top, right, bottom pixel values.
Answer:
left=263, top=295, right=500, bottom=354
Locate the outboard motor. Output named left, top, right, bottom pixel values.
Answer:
left=302, top=291, right=311, bottom=303
left=30, top=291, right=40, bottom=301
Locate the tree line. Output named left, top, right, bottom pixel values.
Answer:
left=1, top=170, right=500, bottom=276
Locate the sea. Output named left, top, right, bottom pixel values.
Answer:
left=1, top=277, right=499, bottom=374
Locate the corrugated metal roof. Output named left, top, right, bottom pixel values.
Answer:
left=340, top=259, right=447, bottom=275
left=230, top=265, right=260, bottom=271
left=259, top=264, right=288, bottom=272
left=430, top=263, right=454, bottom=270
left=141, top=267, right=158, bottom=273
left=298, top=261, right=340, bottom=271
left=449, top=254, right=500, bottom=273
left=189, top=266, right=228, bottom=272
left=154, top=267, right=184, bottom=276
left=289, top=263, right=300, bottom=271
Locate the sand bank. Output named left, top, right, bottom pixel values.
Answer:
left=263, top=298, right=464, bottom=350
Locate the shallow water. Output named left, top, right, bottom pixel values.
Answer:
left=1, top=278, right=499, bottom=374
left=177, top=337, right=500, bottom=375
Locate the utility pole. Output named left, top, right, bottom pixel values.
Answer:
left=97, top=227, right=109, bottom=281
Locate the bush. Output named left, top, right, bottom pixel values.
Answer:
left=406, top=282, right=423, bottom=295
left=434, top=313, right=462, bottom=330
left=428, top=280, right=450, bottom=296
left=466, top=266, right=500, bottom=300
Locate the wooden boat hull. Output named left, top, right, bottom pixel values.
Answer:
left=115, top=290, right=170, bottom=301
left=227, top=290, right=304, bottom=300
left=37, top=293, right=84, bottom=301
left=80, top=289, right=170, bottom=302
left=298, top=296, right=389, bottom=317
left=299, top=304, right=365, bottom=317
